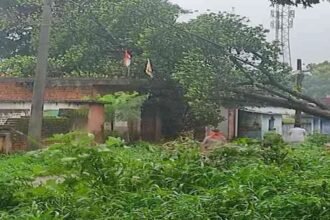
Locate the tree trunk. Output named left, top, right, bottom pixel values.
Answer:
left=294, top=110, right=302, bottom=127
left=238, top=92, right=330, bottom=119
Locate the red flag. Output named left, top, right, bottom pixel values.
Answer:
left=123, top=50, right=132, bottom=67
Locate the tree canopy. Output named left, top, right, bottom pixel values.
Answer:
left=172, top=13, right=330, bottom=126
left=0, top=0, right=183, bottom=77
left=304, top=62, right=330, bottom=98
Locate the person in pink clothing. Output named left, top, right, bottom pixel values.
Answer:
left=201, top=128, right=227, bottom=153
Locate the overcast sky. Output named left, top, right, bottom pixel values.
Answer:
left=170, top=0, right=330, bottom=65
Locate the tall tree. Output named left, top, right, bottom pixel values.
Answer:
left=304, top=61, right=330, bottom=98
left=0, top=0, right=183, bottom=77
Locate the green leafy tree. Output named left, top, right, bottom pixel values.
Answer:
left=173, top=13, right=330, bottom=126
left=0, top=55, right=36, bottom=76
left=304, top=61, right=330, bottom=98
left=98, top=92, right=148, bottom=141
left=0, top=0, right=183, bottom=77
left=98, top=92, right=148, bottom=122
left=0, top=0, right=40, bottom=58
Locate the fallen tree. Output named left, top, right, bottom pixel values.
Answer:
left=172, top=13, right=330, bottom=126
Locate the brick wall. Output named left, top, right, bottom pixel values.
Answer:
left=0, top=78, right=157, bottom=102
left=0, top=82, right=96, bottom=101
left=0, top=82, right=31, bottom=101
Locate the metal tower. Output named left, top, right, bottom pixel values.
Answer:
left=271, top=4, right=295, bottom=68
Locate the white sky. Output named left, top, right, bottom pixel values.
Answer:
left=170, top=0, right=330, bottom=65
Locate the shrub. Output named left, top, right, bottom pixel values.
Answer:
left=307, top=133, right=330, bottom=146
left=1, top=133, right=330, bottom=219
left=233, top=137, right=261, bottom=146
left=105, top=136, right=126, bottom=148
left=261, top=132, right=288, bottom=165
left=262, top=132, right=285, bottom=148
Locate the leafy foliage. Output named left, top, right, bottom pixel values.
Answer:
left=262, top=131, right=286, bottom=148
left=1, top=133, right=330, bottom=219
left=173, top=13, right=290, bottom=125
left=307, top=133, right=330, bottom=146
left=98, top=92, right=148, bottom=122
left=173, top=51, right=224, bottom=126
left=262, top=132, right=289, bottom=165
left=173, top=12, right=330, bottom=122
left=0, top=55, right=35, bottom=76
left=0, top=0, right=183, bottom=77
left=304, top=61, right=330, bottom=98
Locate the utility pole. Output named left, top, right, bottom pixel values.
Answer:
left=294, top=59, right=303, bottom=128
left=27, top=0, right=53, bottom=150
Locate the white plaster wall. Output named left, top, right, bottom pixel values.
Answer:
left=0, top=102, right=86, bottom=110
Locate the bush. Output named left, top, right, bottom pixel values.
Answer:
left=233, top=137, right=261, bottom=146
left=206, top=144, right=261, bottom=169
left=262, top=132, right=288, bottom=165
left=307, top=133, right=330, bottom=146
left=262, top=132, right=285, bottom=148
left=1, top=133, right=330, bottom=219
left=105, top=136, right=126, bottom=148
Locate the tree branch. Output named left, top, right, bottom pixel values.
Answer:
left=232, top=53, right=329, bottom=110
left=234, top=90, right=330, bottom=119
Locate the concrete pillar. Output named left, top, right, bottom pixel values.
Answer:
left=87, top=103, right=105, bottom=143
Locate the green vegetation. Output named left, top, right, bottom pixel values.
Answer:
left=98, top=92, right=148, bottom=122
left=304, top=61, right=330, bottom=98
left=1, top=132, right=330, bottom=219
left=0, top=0, right=183, bottom=77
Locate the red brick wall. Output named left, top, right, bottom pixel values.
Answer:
left=0, top=82, right=32, bottom=101
left=0, top=82, right=96, bottom=101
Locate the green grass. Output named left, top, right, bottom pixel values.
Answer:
left=1, top=133, right=330, bottom=219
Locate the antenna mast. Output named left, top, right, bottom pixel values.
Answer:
left=271, top=4, right=295, bottom=68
